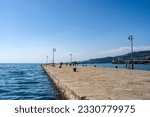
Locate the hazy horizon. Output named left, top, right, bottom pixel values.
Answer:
left=0, top=48, right=149, bottom=64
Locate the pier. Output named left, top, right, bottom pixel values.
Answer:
left=42, top=64, right=150, bottom=100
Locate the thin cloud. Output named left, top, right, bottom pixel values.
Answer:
left=42, top=46, right=150, bottom=62
left=95, top=46, right=150, bottom=58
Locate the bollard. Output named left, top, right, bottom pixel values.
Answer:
left=73, top=68, right=77, bottom=72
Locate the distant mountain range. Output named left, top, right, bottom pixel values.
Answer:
left=79, top=50, right=150, bottom=64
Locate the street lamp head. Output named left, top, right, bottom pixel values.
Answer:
left=53, top=48, right=56, bottom=52
left=128, top=35, right=133, bottom=41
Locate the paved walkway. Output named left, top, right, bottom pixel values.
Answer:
left=43, top=64, right=150, bottom=100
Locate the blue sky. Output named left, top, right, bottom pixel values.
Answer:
left=0, top=0, right=150, bottom=63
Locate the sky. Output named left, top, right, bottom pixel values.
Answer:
left=0, top=0, right=150, bottom=63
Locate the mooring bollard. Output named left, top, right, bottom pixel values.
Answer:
left=73, top=68, right=77, bottom=72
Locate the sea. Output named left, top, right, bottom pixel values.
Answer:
left=0, top=64, right=60, bottom=100
left=84, top=63, right=150, bottom=71
left=0, top=63, right=150, bottom=100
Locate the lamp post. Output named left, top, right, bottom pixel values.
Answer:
left=128, top=35, right=134, bottom=70
left=52, top=48, right=56, bottom=66
left=70, top=53, right=72, bottom=63
left=46, top=56, right=48, bottom=65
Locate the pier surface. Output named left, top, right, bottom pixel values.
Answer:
left=42, top=64, right=150, bottom=100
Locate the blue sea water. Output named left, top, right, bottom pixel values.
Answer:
left=0, top=64, right=60, bottom=100
left=84, top=63, right=150, bottom=71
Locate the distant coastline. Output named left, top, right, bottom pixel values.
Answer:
left=79, top=50, right=150, bottom=64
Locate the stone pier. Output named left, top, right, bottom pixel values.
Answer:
left=42, top=64, right=150, bottom=100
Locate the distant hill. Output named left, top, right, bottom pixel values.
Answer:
left=79, top=50, right=150, bottom=64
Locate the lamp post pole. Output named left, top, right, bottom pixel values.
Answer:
left=128, top=35, right=134, bottom=70
left=52, top=48, right=56, bottom=66
left=70, top=53, right=72, bottom=63
left=46, top=56, right=48, bottom=65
